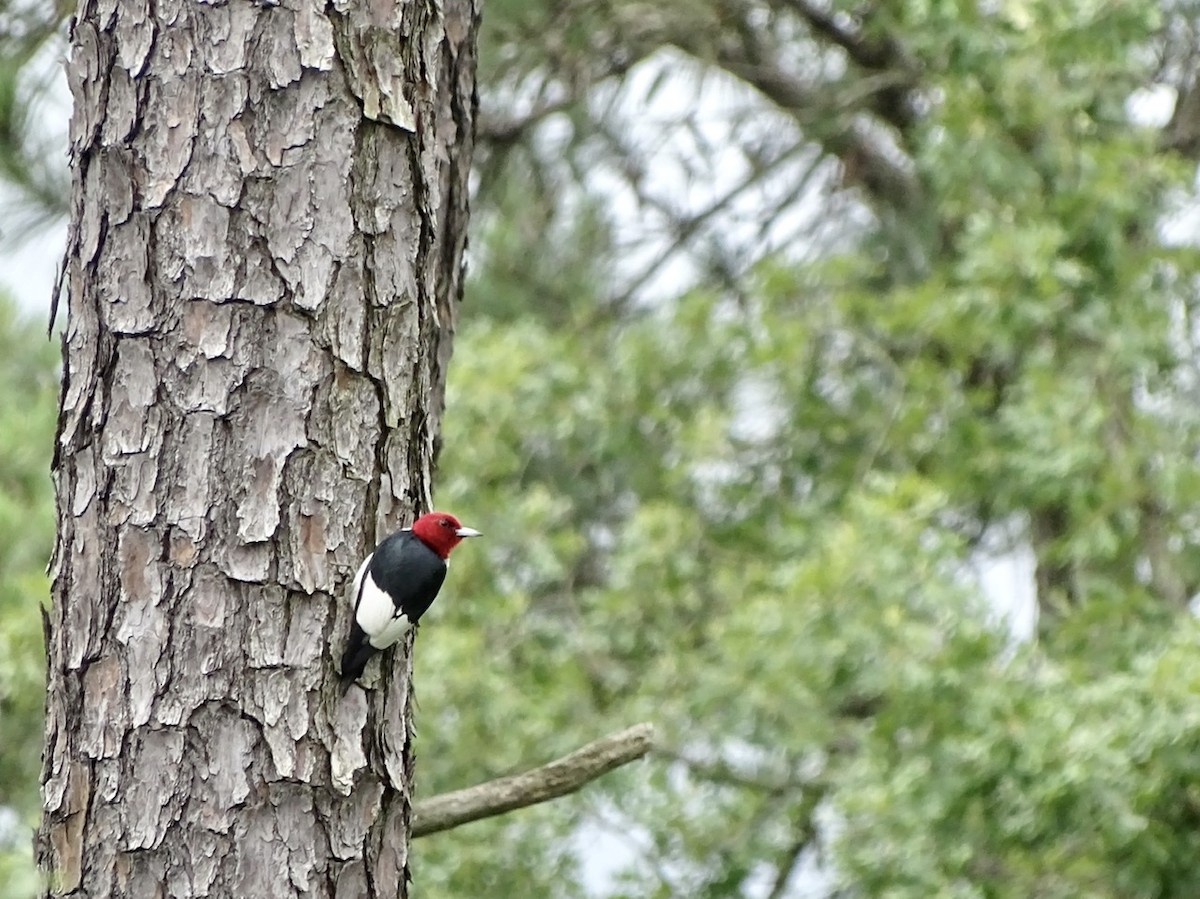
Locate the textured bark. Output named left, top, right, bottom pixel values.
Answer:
left=39, top=1, right=479, bottom=896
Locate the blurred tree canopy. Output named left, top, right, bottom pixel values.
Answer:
left=5, top=0, right=1200, bottom=896
left=423, top=0, right=1200, bottom=895
left=0, top=294, right=57, bottom=895
left=0, top=0, right=71, bottom=238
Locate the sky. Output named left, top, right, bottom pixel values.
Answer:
left=4, top=220, right=63, bottom=319
left=2, top=31, right=69, bottom=321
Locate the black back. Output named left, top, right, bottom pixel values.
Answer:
left=366, top=530, right=448, bottom=622
left=340, top=530, right=448, bottom=692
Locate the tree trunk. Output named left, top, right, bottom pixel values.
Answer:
left=38, top=1, right=478, bottom=896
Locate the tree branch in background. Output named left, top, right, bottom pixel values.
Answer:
left=1165, top=75, right=1200, bottom=159
left=661, top=6, right=925, bottom=226
left=776, top=0, right=919, bottom=129
left=765, top=781, right=825, bottom=899
left=412, top=723, right=655, bottom=838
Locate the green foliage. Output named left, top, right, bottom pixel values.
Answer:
left=420, top=294, right=1000, bottom=894
left=414, top=0, right=1200, bottom=896
left=0, top=293, right=56, bottom=896
left=837, top=631, right=1200, bottom=898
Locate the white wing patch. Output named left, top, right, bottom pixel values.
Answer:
left=354, top=556, right=414, bottom=650
left=369, top=611, right=413, bottom=649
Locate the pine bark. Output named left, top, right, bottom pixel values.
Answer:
left=38, top=1, right=479, bottom=896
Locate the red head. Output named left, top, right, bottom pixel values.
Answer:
left=411, top=511, right=483, bottom=559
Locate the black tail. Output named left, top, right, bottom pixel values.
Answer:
left=339, top=624, right=376, bottom=694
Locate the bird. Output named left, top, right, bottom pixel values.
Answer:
left=340, top=511, right=481, bottom=691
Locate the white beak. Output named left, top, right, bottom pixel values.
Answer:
left=455, top=527, right=483, bottom=538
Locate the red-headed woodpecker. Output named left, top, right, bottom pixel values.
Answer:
left=340, top=511, right=481, bottom=690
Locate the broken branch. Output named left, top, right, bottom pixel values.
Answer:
left=412, top=722, right=655, bottom=838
